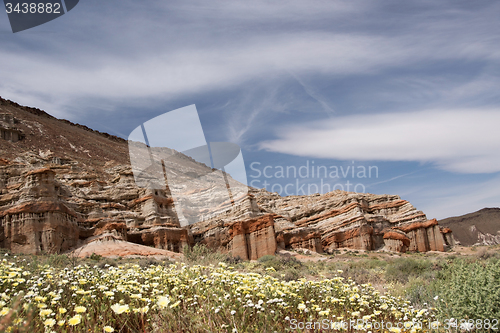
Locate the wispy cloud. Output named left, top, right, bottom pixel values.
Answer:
left=260, top=109, right=500, bottom=174
left=1, top=0, right=499, bottom=117
left=366, top=171, right=420, bottom=187
left=1, top=0, right=500, bottom=219
left=418, top=174, right=500, bottom=219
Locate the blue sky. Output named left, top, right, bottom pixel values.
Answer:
left=1, top=0, right=500, bottom=219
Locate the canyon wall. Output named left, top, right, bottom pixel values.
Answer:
left=0, top=99, right=453, bottom=258
left=254, top=189, right=452, bottom=253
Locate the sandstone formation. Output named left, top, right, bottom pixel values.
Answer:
left=0, top=96, right=453, bottom=258
left=276, top=227, right=323, bottom=253
left=253, top=190, right=452, bottom=253
left=71, top=235, right=182, bottom=260
left=395, top=218, right=445, bottom=252
left=228, top=214, right=277, bottom=260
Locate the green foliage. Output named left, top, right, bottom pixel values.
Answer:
left=182, top=243, right=227, bottom=265
left=257, top=255, right=303, bottom=271
left=435, top=258, right=500, bottom=320
left=257, top=254, right=275, bottom=263
left=385, top=258, right=433, bottom=283
left=403, top=277, right=437, bottom=308
left=89, top=253, right=102, bottom=261
left=281, top=268, right=300, bottom=281
left=0, top=258, right=438, bottom=333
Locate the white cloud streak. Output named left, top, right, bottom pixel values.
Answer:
left=260, top=109, right=500, bottom=174
left=1, top=0, right=499, bottom=115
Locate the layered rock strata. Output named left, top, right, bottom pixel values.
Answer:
left=253, top=190, right=450, bottom=253
left=0, top=96, right=453, bottom=258
left=228, top=214, right=277, bottom=260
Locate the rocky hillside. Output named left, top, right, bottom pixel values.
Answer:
left=439, top=208, right=500, bottom=246
left=253, top=190, right=453, bottom=253
left=0, top=97, right=454, bottom=259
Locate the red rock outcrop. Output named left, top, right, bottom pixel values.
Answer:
left=228, top=214, right=277, bottom=260
left=440, top=227, right=455, bottom=248
left=254, top=190, right=450, bottom=253
left=128, top=227, right=192, bottom=253
left=276, top=227, right=323, bottom=253
left=395, top=219, right=445, bottom=252
left=71, top=235, right=182, bottom=260
left=383, top=230, right=410, bottom=252
left=0, top=203, right=79, bottom=254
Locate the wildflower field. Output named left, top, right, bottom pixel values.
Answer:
left=0, top=246, right=498, bottom=333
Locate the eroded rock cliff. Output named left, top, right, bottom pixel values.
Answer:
left=0, top=97, right=453, bottom=258
left=253, top=190, right=453, bottom=253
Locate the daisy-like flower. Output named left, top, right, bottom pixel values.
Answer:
left=75, top=306, right=86, bottom=313
left=0, top=307, right=10, bottom=316
left=103, top=326, right=115, bottom=332
left=319, top=309, right=330, bottom=316
left=68, top=314, right=82, bottom=326
left=44, top=318, right=56, bottom=327
left=39, top=309, right=53, bottom=317
left=297, top=303, right=306, bottom=311
left=111, top=303, right=129, bottom=314
left=157, top=296, right=170, bottom=308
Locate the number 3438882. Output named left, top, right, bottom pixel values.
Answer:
left=5, top=2, right=61, bottom=14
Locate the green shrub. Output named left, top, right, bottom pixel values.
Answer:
left=257, top=255, right=276, bottom=263
left=138, top=257, right=161, bottom=267
left=89, top=253, right=102, bottom=261
left=97, top=258, right=117, bottom=269
left=182, top=243, right=227, bottom=265
left=281, top=268, right=300, bottom=281
left=403, top=277, right=437, bottom=308
left=44, top=254, right=75, bottom=268
left=224, top=255, right=243, bottom=265
left=385, top=258, right=432, bottom=283
left=279, top=256, right=303, bottom=269
left=435, top=258, right=500, bottom=320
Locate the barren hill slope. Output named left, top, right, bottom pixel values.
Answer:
left=0, top=97, right=128, bottom=168
left=439, top=208, right=500, bottom=246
